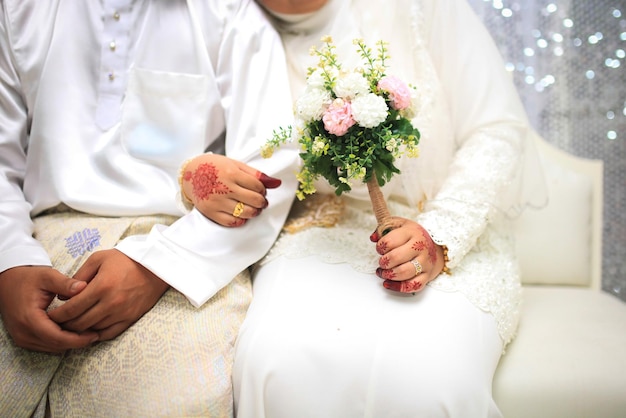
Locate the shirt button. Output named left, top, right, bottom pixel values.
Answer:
left=108, top=72, right=115, bottom=81
left=109, top=41, right=117, bottom=51
left=113, top=11, right=120, bottom=21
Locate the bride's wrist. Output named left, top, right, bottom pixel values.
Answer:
left=440, top=245, right=451, bottom=275
left=178, top=158, right=195, bottom=205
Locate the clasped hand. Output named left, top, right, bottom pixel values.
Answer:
left=370, top=217, right=445, bottom=293
left=0, top=249, right=168, bottom=353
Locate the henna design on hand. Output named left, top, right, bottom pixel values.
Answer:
left=183, top=163, right=231, bottom=201
left=376, top=240, right=388, bottom=255
left=383, top=279, right=422, bottom=293
left=379, top=255, right=391, bottom=268
left=411, top=227, right=438, bottom=265
left=401, top=280, right=423, bottom=293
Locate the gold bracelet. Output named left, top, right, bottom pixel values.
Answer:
left=441, top=245, right=451, bottom=275
left=178, top=158, right=194, bottom=205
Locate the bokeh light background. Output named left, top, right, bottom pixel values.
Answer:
left=468, top=0, right=626, bottom=301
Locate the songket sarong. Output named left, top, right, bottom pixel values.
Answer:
left=0, top=208, right=251, bottom=418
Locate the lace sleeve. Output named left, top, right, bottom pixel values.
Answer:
left=417, top=127, right=522, bottom=268
left=413, top=0, right=547, bottom=266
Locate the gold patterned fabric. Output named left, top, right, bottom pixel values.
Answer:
left=0, top=209, right=252, bottom=417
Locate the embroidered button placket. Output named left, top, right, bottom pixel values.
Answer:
left=95, top=0, right=139, bottom=129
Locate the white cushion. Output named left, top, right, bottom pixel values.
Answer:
left=494, top=286, right=626, bottom=418
left=514, top=153, right=593, bottom=286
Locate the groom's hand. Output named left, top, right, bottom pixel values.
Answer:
left=0, top=266, right=97, bottom=353
left=48, top=249, right=169, bottom=341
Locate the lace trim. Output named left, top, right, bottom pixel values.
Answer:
left=263, top=199, right=382, bottom=273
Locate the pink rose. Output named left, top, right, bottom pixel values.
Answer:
left=377, top=75, right=411, bottom=110
left=322, top=98, right=356, bottom=136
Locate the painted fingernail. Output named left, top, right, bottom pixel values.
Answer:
left=259, top=173, right=282, bottom=189
left=383, top=280, right=401, bottom=292
left=370, top=230, right=380, bottom=242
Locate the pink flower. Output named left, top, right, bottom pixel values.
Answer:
left=322, top=98, right=356, bottom=136
left=377, top=75, right=411, bottom=110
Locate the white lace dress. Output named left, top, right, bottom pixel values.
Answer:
left=233, top=0, right=546, bottom=416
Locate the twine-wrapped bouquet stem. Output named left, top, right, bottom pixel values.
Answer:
left=367, top=172, right=395, bottom=236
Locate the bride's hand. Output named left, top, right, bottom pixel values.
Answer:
left=181, top=154, right=281, bottom=227
left=370, top=217, right=445, bottom=293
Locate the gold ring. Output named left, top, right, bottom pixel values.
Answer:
left=232, top=202, right=245, bottom=218
left=411, top=259, right=423, bottom=276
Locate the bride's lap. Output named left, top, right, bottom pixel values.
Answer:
left=233, top=256, right=504, bottom=418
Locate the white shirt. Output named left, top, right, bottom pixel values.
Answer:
left=0, top=0, right=299, bottom=307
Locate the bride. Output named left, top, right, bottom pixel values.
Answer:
left=192, top=0, right=547, bottom=416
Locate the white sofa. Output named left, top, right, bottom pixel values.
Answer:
left=493, top=134, right=626, bottom=417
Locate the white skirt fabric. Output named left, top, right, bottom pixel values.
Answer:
left=233, top=256, right=504, bottom=418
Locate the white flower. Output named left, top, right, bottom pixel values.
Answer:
left=351, top=93, right=388, bottom=128
left=385, top=138, right=399, bottom=153
left=295, top=88, right=332, bottom=122
left=312, top=137, right=327, bottom=156
left=306, top=67, right=338, bottom=92
left=306, top=68, right=326, bottom=90
left=333, top=71, right=370, bottom=99
left=290, top=118, right=304, bottom=138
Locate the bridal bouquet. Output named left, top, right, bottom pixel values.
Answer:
left=262, top=36, right=420, bottom=234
